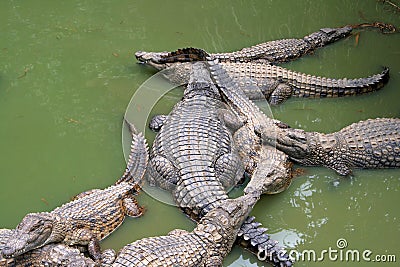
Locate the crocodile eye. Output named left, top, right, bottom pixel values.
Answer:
left=208, top=211, right=218, bottom=217
left=29, top=222, right=43, bottom=232
left=221, top=216, right=229, bottom=226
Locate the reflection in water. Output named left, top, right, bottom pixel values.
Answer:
left=288, top=177, right=328, bottom=244
left=274, top=228, right=305, bottom=249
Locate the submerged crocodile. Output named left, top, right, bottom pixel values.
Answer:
left=148, top=62, right=292, bottom=266
left=1, top=122, right=148, bottom=263
left=273, top=118, right=400, bottom=175
left=136, top=48, right=389, bottom=104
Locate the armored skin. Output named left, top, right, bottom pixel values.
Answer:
left=206, top=59, right=293, bottom=195
left=135, top=25, right=389, bottom=105
left=274, top=118, right=400, bottom=175
left=0, top=228, right=102, bottom=267
left=1, top=122, right=148, bottom=263
left=136, top=51, right=389, bottom=105
left=136, top=26, right=353, bottom=65
left=148, top=62, right=292, bottom=266
left=113, top=193, right=259, bottom=267
left=212, top=26, right=353, bottom=63
left=0, top=194, right=258, bottom=267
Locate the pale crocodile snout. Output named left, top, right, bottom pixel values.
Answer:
left=2, top=246, right=19, bottom=258
left=135, top=51, right=147, bottom=62
left=1, top=234, right=29, bottom=258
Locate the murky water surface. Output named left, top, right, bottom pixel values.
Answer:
left=0, top=1, right=399, bottom=266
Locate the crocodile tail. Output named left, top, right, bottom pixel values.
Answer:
left=208, top=59, right=262, bottom=117
left=286, top=66, right=390, bottom=98
left=207, top=59, right=279, bottom=131
left=158, top=47, right=210, bottom=63
left=250, top=64, right=389, bottom=98
left=237, top=216, right=294, bottom=267
left=115, top=119, right=149, bottom=186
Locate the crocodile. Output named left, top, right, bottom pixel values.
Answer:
left=205, top=59, right=294, bottom=195
left=1, top=194, right=258, bottom=267
left=136, top=25, right=353, bottom=66
left=0, top=228, right=102, bottom=267
left=135, top=48, right=389, bottom=105
left=1, top=121, right=148, bottom=263
left=112, top=193, right=259, bottom=267
left=273, top=118, right=400, bottom=175
left=148, top=62, right=293, bottom=266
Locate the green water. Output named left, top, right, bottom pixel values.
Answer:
left=0, top=1, right=399, bottom=266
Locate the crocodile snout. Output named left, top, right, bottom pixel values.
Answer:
left=2, top=246, right=18, bottom=258
left=1, top=234, right=29, bottom=258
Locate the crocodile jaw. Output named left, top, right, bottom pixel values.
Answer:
left=319, top=26, right=352, bottom=45
left=1, top=232, right=30, bottom=258
left=1, top=213, right=54, bottom=258
left=135, top=51, right=169, bottom=70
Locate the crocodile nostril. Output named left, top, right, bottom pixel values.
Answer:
left=1, top=247, right=14, bottom=257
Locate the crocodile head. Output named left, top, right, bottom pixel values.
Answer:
left=274, top=128, right=311, bottom=161
left=1, top=212, right=56, bottom=258
left=306, top=26, right=352, bottom=47
left=244, top=146, right=293, bottom=195
left=135, top=48, right=211, bottom=85
left=136, top=47, right=208, bottom=67
left=0, top=229, right=13, bottom=262
left=135, top=51, right=170, bottom=70
left=196, top=193, right=259, bottom=243
left=136, top=51, right=194, bottom=85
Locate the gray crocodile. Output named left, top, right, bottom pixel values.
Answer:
left=213, top=26, right=353, bottom=64
left=136, top=26, right=353, bottom=65
left=273, top=118, right=400, bottom=175
left=136, top=48, right=389, bottom=105
left=0, top=194, right=258, bottom=267
left=1, top=122, right=148, bottom=263
left=148, top=62, right=292, bottom=266
left=0, top=228, right=102, bottom=267
left=112, top=193, right=259, bottom=267
left=206, top=59, right=294, bottom=195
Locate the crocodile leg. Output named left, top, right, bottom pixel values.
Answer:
left=147, top=155, right=179, bottom=191
left=217, top=108, right=244, bottom=132
left=122, top=195, right=144, bottom=217
left=87, top=239, right=102, bottom=263
left=65, top=228, right=102, bottom=263
left=149, top=114, right=169, bottom=132
left=215, top=152, right=245, bottom=189
left=269, top=82, right=293, bottom=105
